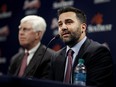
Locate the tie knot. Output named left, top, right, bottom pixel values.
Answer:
left=25, top=52, right=29, bottom=56
left=67, top=49, right=74, bottom=57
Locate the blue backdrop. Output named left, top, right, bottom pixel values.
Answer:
left=0, top=0, right=115, bottom=77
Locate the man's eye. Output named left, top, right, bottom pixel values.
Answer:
left=23, top=28, right=28, bottom=31
left=58, top=23, right=62, bottom=27
left=66, top=20, right=73, bottom=24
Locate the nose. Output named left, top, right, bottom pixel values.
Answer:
left=19, top=29, right=24, bottom=35
left=60, top=23, right=68, bottom=31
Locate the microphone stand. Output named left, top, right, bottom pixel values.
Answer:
left=30, top=35, right=59, bottom=79
left=41, top=34, right=59, bottom=60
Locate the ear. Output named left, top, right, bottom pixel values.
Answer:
left=35, top=31, right=42, bottom=40
left=81, top=23, right=87, bottom=33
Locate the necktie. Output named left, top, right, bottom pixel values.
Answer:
left=64, top=49, right=74, bottom=83
left=18, top=52, right=29, bottom=77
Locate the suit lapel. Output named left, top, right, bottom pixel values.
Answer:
left=15, top=52, right=25, bottom=76
left=73, top=38, right=91, bottom=69
left=72, top=38, right=91, bottom=82
left=24, top=44, right=45, bottom=76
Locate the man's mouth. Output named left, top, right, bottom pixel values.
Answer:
left=62, top=32, right=70, bottom=37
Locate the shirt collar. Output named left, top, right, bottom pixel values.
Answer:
left=66, top=36, right=87, bottom=53
left=25, top=42, right=41, bottom=54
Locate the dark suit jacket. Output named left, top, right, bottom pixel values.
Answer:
left=8, top=44, right=55, bottom=80
left=50, top=38, right=115, bottom=87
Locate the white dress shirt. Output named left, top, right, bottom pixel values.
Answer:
left=25, top=42, right=41, bottom=65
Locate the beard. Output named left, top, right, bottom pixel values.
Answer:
left=61, top=32, right=81, bottom=47
left=59, top=26, right=82, bottom=47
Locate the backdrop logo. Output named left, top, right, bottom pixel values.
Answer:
left=51, top=18, right=58, bottom=36
left=0, top=25, right=9, bottom=41
left=23, top=0, right=41, bottom=15
left=94, top=0, right=110, bottom=4
left=53, top=0, right=74, bottom=9
left=88, top=13, right=112, bottom=33
left=91, top=13, right=103, bottom=24
left=0, top=4, right=12, bottom=18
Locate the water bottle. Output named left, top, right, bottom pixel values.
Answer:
left=73, top=58, right=86, bottom=86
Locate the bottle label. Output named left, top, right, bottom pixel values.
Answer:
left=73, top=73, right=86, bottom=86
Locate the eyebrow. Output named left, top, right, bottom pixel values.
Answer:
left=58, top=18, right=73, bottom=23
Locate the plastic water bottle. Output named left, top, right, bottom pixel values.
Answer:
left=73, top=58, right=86, bottom=86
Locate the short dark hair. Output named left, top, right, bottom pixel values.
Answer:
left=57, top=6, right=87, bottom=24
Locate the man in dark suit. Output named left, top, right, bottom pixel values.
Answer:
left=8, top=15, right=55, bottom=79
left=49, top=7, right=115, bottom=87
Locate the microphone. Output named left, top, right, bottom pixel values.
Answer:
left=43, top=34, right=60, bottom=56
left=47, top=34, right=60, bottom=46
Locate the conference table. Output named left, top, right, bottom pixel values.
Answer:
left=0, top=75, right=92, bottom=87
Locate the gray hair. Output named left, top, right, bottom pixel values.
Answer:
left=20, top=15, right=47, bottom=38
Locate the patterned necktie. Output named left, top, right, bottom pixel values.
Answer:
left=64, top=49, right=74, bottom=83
left=18, top=52, right=29, bottom=77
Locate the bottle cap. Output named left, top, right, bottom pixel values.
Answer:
left=78, top=58, right=84, bottom=64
